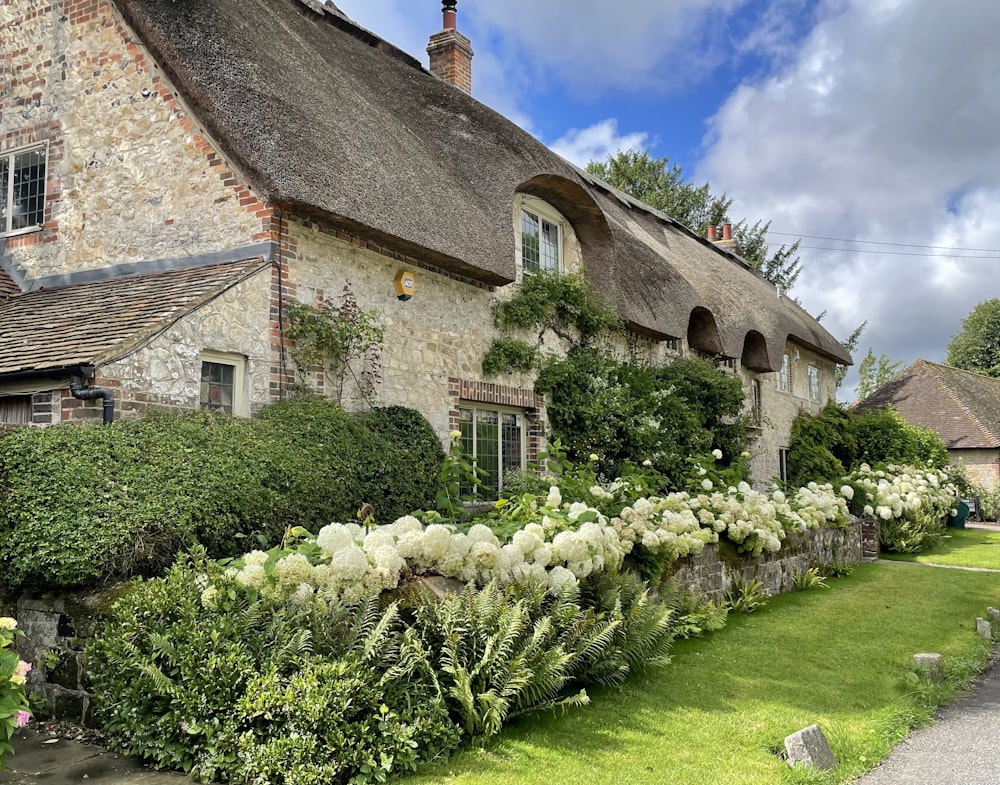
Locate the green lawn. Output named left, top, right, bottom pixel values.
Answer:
left=881, top=527, right=1000, bottom=570
left=404, top=562, right=998, bottom=785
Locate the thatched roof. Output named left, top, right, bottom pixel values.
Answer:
left=0, top=260, right=267, bottom=379
left=857, top=359, right=1000, bottom=449
left=113, top=0, right=850, bottom=369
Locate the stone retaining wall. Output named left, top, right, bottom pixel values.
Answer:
left=3, top=520, right=868, bottom=722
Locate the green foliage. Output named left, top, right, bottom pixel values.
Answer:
left=536, top=349, right=748, bottom=486
left=853, top=407, right=948, bottom=469
left=786, top=402, right=854, bottom=486
left=658, top=580, right=729, bottom=639
left=286, top=284, right=384, bottom=404
left=88, top=556, right=459, bottom=784
left=724, top=576, right=771, bottom=614
left=414, top=575, right=674, bottom=737
left=0, top=401, right=442, bottom=592
left=836, top=320, right=867, bottom=388
left=792, top=567, right=828, bottom=590
left=946, top=297, right=1000, bottom=377
left=492, top=270, right=620, bottom=347
left=0, top=620, right=31, bottom=771
left=481, top=338, right=539, bottom=376
left=856, top=348, right=901, bottom=400
left=586, top=148, right=801, bottom=292
left=879, top=512, right=947, bottom=554
left=787, top=402, right=949, bottom=487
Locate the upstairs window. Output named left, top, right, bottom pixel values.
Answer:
left=750, top=379, right=762, bottom=426
left=777, top=353, right=790, bottom=393
left=0, top=144, right=47, bottom=237
left=520, top=201, right=562, bottom=274
left=808, top=365, right=820, bottom=402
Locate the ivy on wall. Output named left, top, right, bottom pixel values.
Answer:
left=286, top=284, right=384, bottom=407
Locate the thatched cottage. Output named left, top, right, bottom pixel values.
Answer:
left=0, top=0, right=850, bottom=483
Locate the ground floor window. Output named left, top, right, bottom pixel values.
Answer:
left=199, top=350, right=247, bottom=416
left=458, top=404, right=525, bottom=497
left=0, top=395, right=30, bottom=425
left=779, top=447, right=790, bottom=484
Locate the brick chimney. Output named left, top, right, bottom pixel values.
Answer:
left=710, top=223, right=742, bottom=256
left=427, top=0, right=474, bottom=94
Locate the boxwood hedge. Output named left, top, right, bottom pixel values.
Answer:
left=0, top=401, right=443, bottom=593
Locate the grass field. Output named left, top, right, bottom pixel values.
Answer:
left=881, top=526, right=1000, bottom=570
left=403, top=561, right=998, bottom=785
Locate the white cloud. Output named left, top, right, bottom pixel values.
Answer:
left=548, top=120, right=649, bottom=168
left=697, top=0, right=1000, bottom=396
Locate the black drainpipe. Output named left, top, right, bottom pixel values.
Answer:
left=70, top=374, right=115, bottom=425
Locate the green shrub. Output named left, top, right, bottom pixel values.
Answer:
left=536, top=349, right=748, bottom=486
left=786, top=401, right=854, bottom=486
left=88, top=555, right=460, bottom=784
left=0, top=401, right=443, bottom=592
left=853, top=407, right=948, bottom=468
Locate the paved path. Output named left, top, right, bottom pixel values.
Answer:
left=0, top=727, right=187, bottom=784
left=853, top=654, right=1000, bottom=785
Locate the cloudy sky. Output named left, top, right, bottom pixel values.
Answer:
left=335, top=0, right=1000, bottom=399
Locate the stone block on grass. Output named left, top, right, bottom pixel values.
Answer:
left=977, top=618, right=994, bottom=640
left=784, top=724, right=837, bottom=770
left=987, top=607, right=1000, bottom=625
left=913, top=653, right=945, bottom=683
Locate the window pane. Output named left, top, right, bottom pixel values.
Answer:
left=521, top=209, right=540, bottom=272
left=459, top=408, right=475, bottom=496
left=540, top=219, right=559, bottom=272
left=200, top=361, right=234, bottom=413
left=501, top=413, right=523, bottom=487
left=12, top=148, right=45, bottom=230
left=0, top=395, right=31, bottom=425
left=476, top=409, right=499, bottom=496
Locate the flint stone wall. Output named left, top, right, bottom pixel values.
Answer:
left=2, top=522, right=866, bottom=722
left=666, top=519, right=864, bottom=602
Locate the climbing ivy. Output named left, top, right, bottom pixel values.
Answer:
left=286, top=284, right=384, bottom=406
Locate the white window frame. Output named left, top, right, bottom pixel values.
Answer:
left=808, top=364, right=820, bottom=403
left=199, top=350, right=248, bottom=416
left=458, top=403, right=527, bottom=498
left=1, top=142, right=48, bottom=238
left=518, top=196, right=564, bottom=275
left=777, top=353, right=790, bottom=393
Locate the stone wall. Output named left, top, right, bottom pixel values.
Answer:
left=3, top=522, right=865, bottom=722
left=952, top=449, right=1000, bottom=493
left=667, top=520, right=864, bottom=603
left=3, top=0, right=268, bottom=281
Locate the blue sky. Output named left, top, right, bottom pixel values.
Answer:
left=335, top=0, right=1000, bottom=398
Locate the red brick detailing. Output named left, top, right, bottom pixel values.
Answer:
left=427, top=29, right=473, bottom=94
left=2, top=1, right=276, bottom=249
left=269, top=261, right=296, bottom=401
left=446, top=377, right=545, bottom=464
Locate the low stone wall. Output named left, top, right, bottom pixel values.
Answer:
left=4, top=521, right=867, bottom=722
left=666, top=519, right=865, bottom=602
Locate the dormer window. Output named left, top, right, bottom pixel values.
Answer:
left=0, top=144, right=47, bottom=237
left=519, top=197, right=563, bottom=274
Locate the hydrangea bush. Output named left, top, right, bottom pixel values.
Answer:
left=1, top=617, right=31, bottom=772
left=848, top=463, right=959, bottom=552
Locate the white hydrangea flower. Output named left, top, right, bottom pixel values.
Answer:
left=317, top=524, right=356, bottom=556
left=243, top=550, right=270, bottom=567
left=712, top=449, right=723, bottom=460
left=546, top=486, right=563, bottom=509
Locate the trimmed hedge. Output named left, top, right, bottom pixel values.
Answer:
left=0, top=401, right=443, bottom=593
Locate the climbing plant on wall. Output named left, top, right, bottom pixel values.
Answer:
left=286, top=284, right=384, bottom=407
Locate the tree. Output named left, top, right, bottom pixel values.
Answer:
left=586, top=149, right=802, bottom=292
left=855, top=348, right=901, bottom=400
left=946, top=298, right=1000, bottom=377
left=835, top=320, right=867, bottom=388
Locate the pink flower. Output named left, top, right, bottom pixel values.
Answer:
left=14, top=710, right=31, bottom=728
left=14, top=660, right=31, bottom=678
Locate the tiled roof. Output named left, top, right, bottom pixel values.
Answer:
left=0, top=259, right=268, bottom=378
left=857, top=359, right=1000, bottom=448
left=0, top=267, right=21, bottom=301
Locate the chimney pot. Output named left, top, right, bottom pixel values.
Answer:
left=722, top=223, right=733, bottom=241
left=442, top=0, right=457, bottom=31
left=707, top=225, right=718, bottom=242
